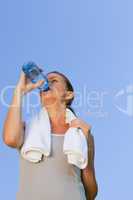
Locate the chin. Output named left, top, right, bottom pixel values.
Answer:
left=41, top=97, right=59, bottom=107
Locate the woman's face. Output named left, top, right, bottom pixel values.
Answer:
left=39, top=73, right=72, bottom=107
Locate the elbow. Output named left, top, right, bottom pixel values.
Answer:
left=94, top=181, right=98, bottom=199
left=3, top=137, right=18, bottom=148
left=88, top=183, right=98, bottom=200
left=82, top=169, right=99, bottom=199
left=92, top=179, right=98, bottom=199
left=3, top=131, right=18, bottom=148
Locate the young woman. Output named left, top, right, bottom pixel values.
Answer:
left=3, top=70, right=98, bottom=200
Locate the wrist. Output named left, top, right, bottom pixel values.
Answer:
left=14, top=86, right=25, bottom=97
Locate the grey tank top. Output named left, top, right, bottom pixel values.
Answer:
left=16, top=133, right=87, bottom=200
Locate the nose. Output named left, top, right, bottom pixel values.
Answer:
left=48, top=80, right=53, bottom=88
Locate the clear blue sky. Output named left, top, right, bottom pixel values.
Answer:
left=0, top=0, right=133, bottom=199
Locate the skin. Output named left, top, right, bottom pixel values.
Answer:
left=3, top=71, right=98, bottom=200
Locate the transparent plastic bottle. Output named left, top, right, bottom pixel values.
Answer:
left=22, top=61, right=49, bottom=92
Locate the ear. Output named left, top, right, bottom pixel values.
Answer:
left=65, top=91, right=74, bottom=101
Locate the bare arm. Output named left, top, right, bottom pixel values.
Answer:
left=81, top=132, right=98, bottom=200
left=2, top=71, right=44, bottom=149
left=70, top=119, right=98, bottom=199
left=2, top=86, right=25, bottom=148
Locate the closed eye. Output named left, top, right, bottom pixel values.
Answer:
left=49, top=79, right=58, bottom=84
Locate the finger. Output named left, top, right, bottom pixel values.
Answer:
left=33, top=80, right=45, bottom=88
left=71, top=119, right=78, bottom=123
left=71, top=119, right=80, bottom=126
left=70, top=124, right=81, bottom=128
left=27, top=80, right=45, bottom=91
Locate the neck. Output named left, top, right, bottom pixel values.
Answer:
left=43, top=103, right=67, bottom=125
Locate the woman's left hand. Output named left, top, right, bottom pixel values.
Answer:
left=70, top=118, right=92, bottom=137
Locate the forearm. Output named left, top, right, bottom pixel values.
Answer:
left=81, top=167, right=98, bottom=200
left=3, top=86, right=24, bottom=146
left=82, top=132, right=98, bottom=200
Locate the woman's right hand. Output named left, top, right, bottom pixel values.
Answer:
left=15, top=71, right=45, bottom=95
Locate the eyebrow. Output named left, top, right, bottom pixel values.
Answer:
left=47, top=75, right=59, bottom=80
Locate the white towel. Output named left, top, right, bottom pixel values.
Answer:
left=21, top=106, right=88, bottom=169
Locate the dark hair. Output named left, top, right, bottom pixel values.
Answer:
left=47, top=71, right=76, bottom=115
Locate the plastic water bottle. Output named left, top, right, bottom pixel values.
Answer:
left=22, top=61, right=49, bottom=92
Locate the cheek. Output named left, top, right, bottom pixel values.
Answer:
left=40, top=84, right=66, bottom=104
left=52, top=84, right=66, bottom=96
